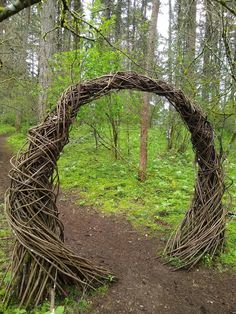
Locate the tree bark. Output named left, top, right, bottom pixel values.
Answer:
left=0, top=0, right=41, bottom=22
left=184, top=0, right=197, bottom=97
left=166, top=0, right=175, bottom=150
left=38, top=0, right=57, bottom=121
left=138, top=0, right=160, bottom=181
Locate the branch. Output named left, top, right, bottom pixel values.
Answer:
left=213, top=0, right=236, bottom=16
left=221, top=14, right=236, bottom=82
left=60, top=0, right=160, bottom=76
left=0, top=103, right=21, bottom=112
left=224, top=130, right=236, bottom=158
left=0, top=0, right=41, bottom=22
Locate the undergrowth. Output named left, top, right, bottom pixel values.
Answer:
left=0, top=124, right=16, bottom=136
left=58, top=125, right=195, bottom=234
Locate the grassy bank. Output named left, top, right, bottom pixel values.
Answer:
left=0, top=124, right=16, bottom=136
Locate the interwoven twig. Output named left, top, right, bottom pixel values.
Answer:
left=4, top=71, right=225, bottom=307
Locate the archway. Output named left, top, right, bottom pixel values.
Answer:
left=5, top=72, right=225, bottom=307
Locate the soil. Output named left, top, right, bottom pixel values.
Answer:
left=1, top=136, right=236, bottom=314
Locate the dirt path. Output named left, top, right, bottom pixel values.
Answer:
left=1, top=136, right=236, bottom=314
left=61, top=199, right=236, bottom=314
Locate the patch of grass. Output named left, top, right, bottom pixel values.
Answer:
left=167, top=256, right=184, bottom=268
left=218, top=219, right=236, bottom=270
left=0, top=203, right=13, bottom=313
left=0, top=266, right=111, bottom=313
left=96, top=284, right=109, bottom=295
left=0, top=124, right=16, bottom=136
left=1, top=289, right=93, bottom=314
left=202, top=254, right=214, bottom=268
left=61, top=299, right=90, bottom=314
left=7, top=133, right=27, bottom=151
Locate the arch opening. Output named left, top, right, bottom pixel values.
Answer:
left=5, top=72, right=225, bottom=307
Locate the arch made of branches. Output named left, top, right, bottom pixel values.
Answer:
left=4, top=71, right=225, bottom=307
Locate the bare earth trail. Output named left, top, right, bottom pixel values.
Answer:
left=0, top=136, right=236, bottom=314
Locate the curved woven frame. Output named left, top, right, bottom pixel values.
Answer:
left=4, top=71, right=225, bottom=306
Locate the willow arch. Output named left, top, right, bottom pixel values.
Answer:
left=5, top=72, right=225, bottom=307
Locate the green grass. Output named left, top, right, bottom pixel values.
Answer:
left=0, top=124, right=16, bottom=136
left=0, top=299, right=90, bottom=314
left=7, top=133, right=27, bottom=151
left=0, top=202, right=13, bottom=313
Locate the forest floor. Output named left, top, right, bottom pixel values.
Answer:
left=1, top=135, right=236, bottom=314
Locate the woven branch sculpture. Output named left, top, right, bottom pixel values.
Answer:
left=4, top=71, right=225, bottom=307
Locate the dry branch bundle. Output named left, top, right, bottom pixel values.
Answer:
left=4, top=71, right=225, bottom=307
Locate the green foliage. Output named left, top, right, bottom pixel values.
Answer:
left=0, top=293, right=91, bottom=314
left=44, top=305, right=65, bottom=314
left=0, top=124, right=16, bottom=135
left=49, top=43, right=124, bottom=105
left=219, top=220, right=236, bottom=270
left=96, top=284, right=109, bottom=295
left=0, top=203, right=13, bottom=314
left=202, top=254, right=214, bottom=267
left=167, top=256, right=184, bottom=268
left=76, top=300, right=91, bottom=313
left=7, top=133, right=27, bottom=151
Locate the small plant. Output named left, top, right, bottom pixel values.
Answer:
left=166, top=256, right=183, bottom=268
left=202, top=254, right=213, bottom=267
left=77, top=300, right=91, bottom=312
left=13, top=309, right=27, bottom=314
left=107, top=274, right=115, bottom=282
left=44, top=305, right=65, bottom=314
left=96, top=284, right=109, bottom=295
left=0, top=124, right=16, bottom=136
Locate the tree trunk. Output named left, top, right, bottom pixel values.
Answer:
left=184, top=0, right=197, bottom=97
left=106, top=98, right=120, bottom=160
left=166, top=0, right=175, bottom=150
left=138, top=0, right=160, bottom=181
left=38, top=0, right=57, bottom=121
left=73, top=0, right=82, bottom=50
left=170, top=0, right=196, bottom=152
left=202, top=0, right=211, bottom=103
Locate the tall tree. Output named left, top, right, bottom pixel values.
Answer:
left=15, top=8, right=31, bottom=131
left=202, top=0, right=212, bottom=104
left=184, top=0, right=197, bottom=97
left=139, top=0, right=160, bottom=181
left=72, top=0, right=82, bottom=50
left=166, top=0, right=175, bottom=150
left=38, top=0, right=57, bottom=120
